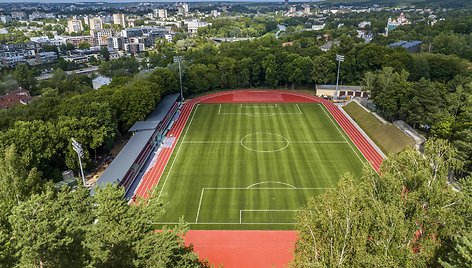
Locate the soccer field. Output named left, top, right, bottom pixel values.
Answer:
left=154, top=103, right=367, bottom=230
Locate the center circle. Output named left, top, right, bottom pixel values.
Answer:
left=240, top=133, right=290, bottom=153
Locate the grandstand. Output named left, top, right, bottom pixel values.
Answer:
left=93, top=93, right=180, bottom=197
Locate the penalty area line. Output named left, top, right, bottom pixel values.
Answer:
left=195, top=188, right=205, bottom=223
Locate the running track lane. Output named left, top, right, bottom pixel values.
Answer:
left=132, top=89, right=385, bottom=267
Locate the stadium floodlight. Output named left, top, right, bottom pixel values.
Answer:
left=71, top=138, right=86, bottom=187
left=173, top=56, right=184, bottom=102
left=335, top=54, right=345, bottom=99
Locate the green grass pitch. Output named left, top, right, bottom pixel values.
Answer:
left=155, top=103, right=367, bottom=230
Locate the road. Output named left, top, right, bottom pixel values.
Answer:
left=36, top=66, right=99, bottom=80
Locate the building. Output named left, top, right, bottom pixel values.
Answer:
left=31, top=36, right=66, bottom=47
left=92, top=76, right=112, bottom=90
left=185, top=19, right=209, bottom=35
left=302, top=4, right=311, bottom=15
left=312, top=24, right=326, bottom=31
left=389, top=40, right=422, bottom=53
left=124, top=41, right=145, bottom=54
left=0, top=15, right=12, bottom=24
left=63, top=35, right=95, bottom=47
left=109, top=37, right=125, bottom=50
left=113, top=13, right=126, bottom=28
left=67, top=19, right=84, bottom=34
left=1, top=56, right=25, bottom=68
left=315, top=85, right=368, bottom=98
left=94, top=29, right=115, bottom=46
left=11, top=11, right=27, bottom=20
left=62, top=55, right=90, bottom=64
left=289, top=6, right=296, bottom=13
left=211, top=10, right=220, bottom=17
left=89, top=17, right=103, bottom=31
left=94, top=94, right=180, bottom=198
left=320, top=40, right=340, bottom=52
left=154, top=9, right=168, bottom=19
left=28, top=12, right=55, bottom=20
left=177, top=3, right=189, bottom=16
left=0, top=89, right=33, bottom=109
left=386, top=12, right=409, bottom=36
left=358, top=21, right=371, bottom=29
left=357, top=30, right=373, bottom=43
left=34, top=52, right=57, bottom=65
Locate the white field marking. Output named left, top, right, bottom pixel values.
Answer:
left=203, top=187, right=332, bottom=190
left=240, top=132, right=290, bottom=153
left=239, top=104, right=278, bottom=108
left=241, top=209, right=300, bottom=211
left=319, top=105, right=364, bottom=164
left=181, top=140, right=347, bottom=144
left=246, top=181, right=297, bottom=189
left=195, top=187, right=331, bottom=224
left=195, top=188, right=205, bottom=223
left=218, top=103, right=301, bottom=116
left=156, top=105, right=200, bottom=201
left=240, top=209, right=300, bottom=224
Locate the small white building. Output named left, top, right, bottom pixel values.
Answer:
left=92, top=76, right=112, bottom=90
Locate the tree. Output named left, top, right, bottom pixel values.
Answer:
left=148, top=67, right=179, bottom=97
left=12, top=64, right=37, bottom=91
left=432, top=33, right=468, bottom=58
left=364, top=67, right=412, bottom=120
left=100, top=46, right=110, bottom=61
left=78, top=42, right=90, bottom=50
left=439, top=234, right=472, bottom=268
left=85, top=185, right=206, bottom=267
left=112, top=81, right=155, bottom=130
left=0, top=145, right=42, bottom=209
left=262, top=54, right=278, bottom=88
left=9, top=186, right=92, bottom=267
left=99, top=57, right=140, bottom=78
left=312, top=55, right=336, bottom=85
left=217, top=57, right=238, bottom=89
left=0, top=145, right=42, bottom=266
left=294, top=139, right=469, bottom=267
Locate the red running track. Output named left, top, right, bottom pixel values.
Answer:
left=133, top=89, right=385, bottom=267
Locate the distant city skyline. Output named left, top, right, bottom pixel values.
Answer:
left=0, top=0, right=320, bottom=3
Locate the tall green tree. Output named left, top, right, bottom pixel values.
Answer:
left=12, top=64, right=37, bottom=91
left=295, top=139, right=469, bottom=267
left=312, top=55, right=336, bottom=85
left=262, top=54, right=278, bottom=88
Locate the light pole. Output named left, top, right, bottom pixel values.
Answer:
left=335, top=54, right=345, bottom=99
left=173, top=56, right=184, bottom=102
left=71, top=138, right=86, bottom=187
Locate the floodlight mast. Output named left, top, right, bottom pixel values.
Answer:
left=335, top=54, right=345, bottom=99
left=71, top=138, right=86, bottom=187
left=173, top=56, right=184, bottom=102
